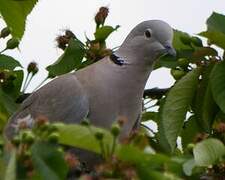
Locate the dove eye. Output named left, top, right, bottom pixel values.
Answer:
left=144, top=29, right=152, bottom=39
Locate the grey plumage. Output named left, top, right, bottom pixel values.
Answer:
left=4, top=20, right=175, bottom=143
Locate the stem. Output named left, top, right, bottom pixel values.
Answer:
left=23, top=74, right=34, bottom=93
left=144, top=99, right=152, bottom=106
left=99, top=139, right=106, bottom=159
left=110, top=135, right=117, bottom=156
left=22, top=72, right=31, bottom=92
left=140, top=123, right=155, bottom=135
left=0, top=48, right=6, bottom=54
left=33, top=77, right=48, bottom=92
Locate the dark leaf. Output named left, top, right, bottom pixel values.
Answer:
left=0, top=0, right=38, bottom=38
left=47, top=39, right=85, bottom=76
left=31, top=142, right=68, bottom=180
left=181, top=116, right=201, bottom=149
left=0, top=55, right=22, bottom=70
left=210, top=61, right=225, bottom=114
left=160, top=69, right=200, bottom=151
left=199, top=12, right=225, bottom=49
left=194, top=63, right=218, bottom=131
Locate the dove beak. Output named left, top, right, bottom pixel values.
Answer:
left=164, top=45, right=176, bottom=57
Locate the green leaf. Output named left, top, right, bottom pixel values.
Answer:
left=173, top=30, right=193, bottom=50
left=193, top=138, right=225, bottom=166
left=199, top=12, right=225, bottom=49
left=141, top=111, right=158, bottom=122
left=94, top=25, right=119, bottom=42
left=181, top=116, right=201, bottom=148
left=192, top=47, right=218, bottom=60
left=157, top=98, right=171, bottom=153
left=210, top=61, right=225, bottom=114
left=154, top=30, right=194, bottom=69
left=199, top=31, right=225, bottom=49
left=0, top=88, right=18, bottom=117
left=155, top=49, right=193, bottom=69
left=207, top=12, right=225, bottom=33
left=116, top=145, right=170, bottom=167
left=194, top=63, right=218, bottom=131
left=4, top=149, right=16, bottom=180
left=57, top=124, right=113, bottom=154
left=47, top=39, right=85, bottom=76
left=117, top=145, right=181, bottom=180
left=31, top=142, right=68, bottom=180
left=155, top=54, right=178, bottom=69
left=0, top=55, right=22, bottom=70
left=160, top=69, right=200, bottom=151
left=0, top=0, right=38, bottom=39
left=182, top=158, right=196, bottom=176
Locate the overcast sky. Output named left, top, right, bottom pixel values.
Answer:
left=1, top=0, right=225, bottom=91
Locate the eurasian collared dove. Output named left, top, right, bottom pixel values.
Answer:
left=4, top=20, right=175, bottom=143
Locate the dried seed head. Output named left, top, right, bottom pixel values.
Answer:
left=18, top=121, right=28, bottom=130
left=65, top=29, right=76, bottom=39
left=56, top=35, right=69, bottom=50
left=194, top=133, right=208, bottom=143
left=95, top=7, right=109, bottom=27
left=117, top=116, right=128, bottom=127
left=99, top=7, right=109, bottom=19
left=64, top=152, right=80, bottom=169
left=27, top=62, right=38, bottom=74
left=35, top=115, right=49, bottom=127
left=95, top=12, right=105, bottom=27
left=214, top=122, right=225, bottom=133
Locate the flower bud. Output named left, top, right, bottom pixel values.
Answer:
left=111, top=123, right=120, bottom=137
left=180, top=34, right=191, bottom=45
left=6, top=38, right=20, bottom=50
left=187, top=143, right=195, bottom=153
left=47, top=132, right=59, bottom=143
left=191, top=37, right=203, bottom=47
left=94, top=131, right=104, bottom=140
left=27, top=62, right=38, bottom=75
left=0, top=27, right=11, bottom=38
left=170, top=69, right=186, bottom=80
left=81, top=119, right=90, bottom=126
left=11, top=135, right=21, bottom=146
left=21, top=130, right=35, bottom=144
left=24, top=132, right=35, bottom=144
left=178, top=58, right=189, bottom=68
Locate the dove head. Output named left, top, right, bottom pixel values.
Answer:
left=119, top=20, right=176, bottom=65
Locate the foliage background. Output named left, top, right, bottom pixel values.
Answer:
left=0, top=0, right=224, bottom=92
left=1, top=1, right=225, bottom=179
